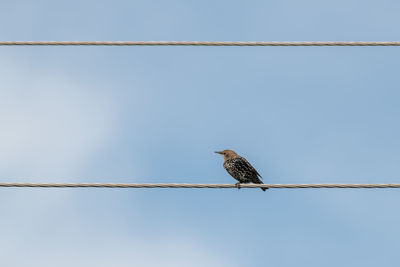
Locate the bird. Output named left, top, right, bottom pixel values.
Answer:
left=215, top=149, right=267, bottom=191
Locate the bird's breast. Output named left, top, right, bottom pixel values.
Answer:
left=223, top=158, right=236, bottom=170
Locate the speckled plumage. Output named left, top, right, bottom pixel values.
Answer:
left=216, top=149, right=267, bottom=191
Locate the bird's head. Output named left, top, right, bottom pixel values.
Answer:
left=215, top=149, right=238, bottom=160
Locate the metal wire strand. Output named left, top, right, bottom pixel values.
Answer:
left=1, top=41, right=400, bottom=46
left=0, top=183, right=400, bottom=189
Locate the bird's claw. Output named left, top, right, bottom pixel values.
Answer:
left=235, top=182, right=241, bottom=190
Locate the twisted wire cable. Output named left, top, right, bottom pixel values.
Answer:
left=1, top=41, right=400, bottom=46
left=0, top=182, right=399, bottom=189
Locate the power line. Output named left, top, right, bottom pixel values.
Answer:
left=1, top=41, right=400, bottom=46
left=0, top=182, right=400, bottom=189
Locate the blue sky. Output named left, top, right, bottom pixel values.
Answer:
left=1, top=0, right=400, bottom=266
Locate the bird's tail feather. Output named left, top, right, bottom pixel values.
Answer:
left=254, top=179, right=267, bottom=191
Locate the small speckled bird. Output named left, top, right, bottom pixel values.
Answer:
left=215, top=149, right=267, bottom=191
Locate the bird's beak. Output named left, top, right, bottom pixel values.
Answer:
left=215, top=151, right=222, bottom=154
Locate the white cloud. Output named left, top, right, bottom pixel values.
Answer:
left=0, top=54, right=232, bottom=267
left=0, top=190, right=232, bottom=267
left=0, top=55, right=117, bottom=179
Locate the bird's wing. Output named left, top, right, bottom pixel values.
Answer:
left=239, top=156, right=262, bottom=179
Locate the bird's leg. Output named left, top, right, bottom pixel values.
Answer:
left=235, top=182, right=241, bottom=190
